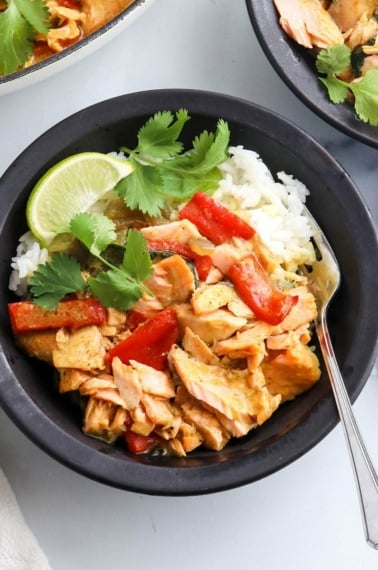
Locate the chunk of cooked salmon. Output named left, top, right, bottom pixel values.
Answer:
left=143, top=254, right=195, bottom=306
left=274, top=0, right=343, bottom=48
left=170, top=345, right=250, bottom=421
left=140, top=219, right=202, bottom=243
left=129, top=403, right=155, bottom=436
left=174, top=304, right=247, bottom=344
left=53, top=325, right=107, bottom=371
left=112, top=357, right=142, bottom=409
left=79, top=374, right=127, bottom=408
left=180, top=400, right=230, bottom=451
left=182, top=327, right=220, bottom=365
left=214, top=321, right=272, bottom=360
left=262, top=338, right=321, bottom=401
left=15, top=330, right=58, bottom=364
left=174, top=421, right=204, bottom=453
left=211, top=239, right=253, bottom=275
left=142, top=394, right=175, bottom=428
left=59, top=368, right=92, bottom=393
left=82, top=396, right=127, bottom=443
left=328, top=0, right=377, bottom=32
left=129, top=360, right=176, bottom=398
left=343, top=12, right=378, bottom=49
left=132, top=295, right=165, bottom=318
left=270, top=285, right=317, bottom=334
left=191, top=283, right=237, bottom=315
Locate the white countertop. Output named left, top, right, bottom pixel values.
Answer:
left=1, top=1, right=378, bottom=568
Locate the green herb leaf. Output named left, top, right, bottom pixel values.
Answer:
left=68, top=212, right=116, bottom=257
left=136, top=109, right=190, bottom=159
left=88, top=269, right=144, bottom=311
left=316, top=45, right=378, bottom=126
left=118, top=114, right=230, bottom=215
left=318, top=75, right=349, bottom=104
left=316, top=44, right=351, bottom=76
left=348, top=68, right=378, bottom=126
left=29, top=253, right=86, bottom=310
left=0, top=0, right=50, bottom=76
left=116, top=159, right=166, bottom=216
left=122, top=229, right=153, bottom=282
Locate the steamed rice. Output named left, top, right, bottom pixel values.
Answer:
left=9, top=146, right=315, bottom=295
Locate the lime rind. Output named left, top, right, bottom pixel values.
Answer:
left=26, top=152, right=133, bottom=246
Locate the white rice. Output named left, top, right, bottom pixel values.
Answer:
left=213, top=146, right=315, bottom=269
left=9, top=231, right=48, bottom=296
left=9, top=145, right=314, bottom=295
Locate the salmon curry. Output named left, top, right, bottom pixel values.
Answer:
left=8, top=117, right=322, bottom=457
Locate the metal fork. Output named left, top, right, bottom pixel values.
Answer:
left=301, top=206, right=378, bottom=549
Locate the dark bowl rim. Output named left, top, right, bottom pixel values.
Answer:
left=0, top=0, right=150, bottom=88
left=245, top=0, right=378, bottom=149
left=0, top=88, right=377, bottom=495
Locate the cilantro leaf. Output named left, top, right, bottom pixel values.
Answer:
left=0, top=0, right=50, bottom=76
left=349, top=69, right=378, bottom=126
left=88, top=269, right=144, bottom=310
left=316, top=45, right=378, bottom=126
left=118, top=114, right=230, bottom=215
left=15, top=0, right=50, bottom=34
left=318, top=75, right=349, bottom=104
left=316, top=44, right=351, bottom=76
left=116, top=159, right=165, bottom=216
left=136, top=109, right=190, bottom=159
left=68, top=212, right=116, bottom=257
left=29, top=253, right=86, bottom=310
left=122, top=229, right=153, bottom=282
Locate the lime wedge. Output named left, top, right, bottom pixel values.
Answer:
left=26, top=152, right=133, bottom=246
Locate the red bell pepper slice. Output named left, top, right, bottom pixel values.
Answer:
left=228, top=254, right=298, bottom=326
left=105, top=307, right=179, bottom=370
left=124, top=431, right=161, bottom=454
left=146, top=238, right=213, bottom=281
left=8, top=299, right=107, bottom=334
left=178, top=192, right=255, bottom=245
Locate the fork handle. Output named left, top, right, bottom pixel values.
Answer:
left=318, top=316, right=378, bottom=549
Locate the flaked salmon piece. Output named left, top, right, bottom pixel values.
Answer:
left=180, top=400, right=230, bottom=451
left=226, top=298, right=254, bottom=319
left=191, top=283, right=236, bottom=315
left=140, top=219, right=202, bottom=243
left=211, top=239, right=253, bottom=275
left=175, top=304, right=247, bottom=344
left=15, top=330, right=58, bottom=364
left=129, top=360, right=176, bottom=398
left=214, top=321, right=272, bottom=360
left=203, top=266, right=223, bottom=285
left=274, top=0, right=343, bottom=48
left=167, top=438, right=186, bottom=457
left=262, top=338, right=321, bottom=401
left=59, top=368, right=92, bottom=393
left=79, top=374, right=115, bottom=394
left=270, top=286, right=317, bottom=334
left=266, top=328, right=310, bottom=350
left=129, top=404, right=155, bottom=436
left=328, top=0, right=377, bottom=32
left=251, top=234, right=281, bottom=274
left=170, top=345, right=250, bottom=421
left=132, top=295, right=165, bottom=318
left=142, top=394, right=175, bottom=428
left=155, top=408, right=182, bottom=440
left=53, top=325, right=107, bottom=371
left=344, top=12, right=378, bottom=49
left=83, top=397, right=126, bottom=443
left=106, top=307, right=127, bottom=326
left=174, top=421, right=204, bottom=453
left=182, top=327, right=220, bottom=365
left=112, top=357, right=142, bottom=409
left=143, top=254, right=195, bottom=307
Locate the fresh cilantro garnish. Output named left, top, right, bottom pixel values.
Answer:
left=0, top=0, right=51, bottom=76
left=116, top=110, right=230, bottom=216
left=30, top=213, right=153, bottom=311
left=316, top=45, right=378, bottom=126
left=29, top=253, right=86, bottom=310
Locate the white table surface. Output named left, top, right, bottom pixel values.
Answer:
left=1, top=1, right=378, bottom=568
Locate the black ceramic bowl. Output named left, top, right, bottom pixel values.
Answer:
left=245, top=0, right=378, bottom=148
left=0, top=89, right=377, bottom=496
left=0, top=0, right=153, bottom=96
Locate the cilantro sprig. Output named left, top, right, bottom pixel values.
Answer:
left=0, top=0, right=51, bottom=76
left=30, top=212, right=153, bottom=310
left=316, top=45, right=378, bottom=126
left=115, top=110, right=230, bottom=216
